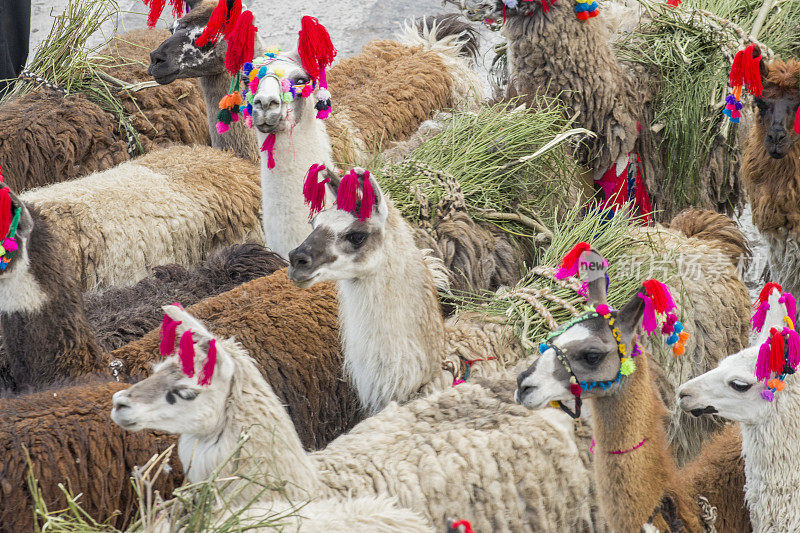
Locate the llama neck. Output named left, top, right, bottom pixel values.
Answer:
left=739, top=377, right=800, bottom=532
left=199, top=71, right=259, bottom=164
left=589, top=351, right=681, bottom=531
left=178, top=350, right=320, bottom=503
left=337, top=208, right=446, bottom=414
left=257, top=106, right=334, bottom=258
left=0, top=209, right=103, bottom=389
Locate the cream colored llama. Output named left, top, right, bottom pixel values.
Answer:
left=287, top=168, right=521, bottom=413
left=679, top=285, right=800, bottom=532
left=112, top=305, right=601, bottom=531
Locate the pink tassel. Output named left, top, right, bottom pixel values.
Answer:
left=756, top=341, right=771, bottom=381
left=198, top=339, right=217, bottom=386
left=336, top=169, right=359, bottom=213
left=780, top=293, right=797, bottom=325
left=179, top=330, right=195, bottom=377
left=160, top=317, right=181, bottom=356
left=302, top=164, right=329, bottom=218
left=317, top=108, right=331, bottom=120
left=261, top=133, right=276, bottom=169
left=555, top=242, right=591, bottom=280
left=785, top=328, right=800, bottom=370
left=751, top=301, right=770, bottom=332
left=639, top=293, right=657, bottom=335
left=357, top=171, right=374, bottom=221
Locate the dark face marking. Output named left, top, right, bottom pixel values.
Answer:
left=755, top=95, right=800, bottom=159
left=287, top=227, right=337, bottom=287
left=690, top=405, right=718, bottom=417
left=148, top=3, right=226, bottom=84
left=339, top=220, right=383, bottom=263
left=126, top=364, right=186, bottom=405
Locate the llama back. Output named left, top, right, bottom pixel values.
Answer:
left=21, top=145, right=263, bottom=291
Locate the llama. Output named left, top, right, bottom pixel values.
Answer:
left=515, top=250, right=750, bottom=532
left=0, top=28, right=209, bottom=192
left=741, top=56, right=800, bottom=296
left=113, top=304, right=601, bottom=531
left=0, top=176, right=282, bottom=389
left=149, top=1, right=483, bottom=166
left=678, top=284, right=800, bottom=532
left=14, top=144, right=262, bottom=291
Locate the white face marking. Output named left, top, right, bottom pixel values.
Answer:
left=517, top=324, right=593, bottom=409
left=678, top=347, right=772, bottom=424
left=0, top=242, right=48, bottom=314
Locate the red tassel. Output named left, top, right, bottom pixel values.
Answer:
left=224, top=9, right=256, bottom=75
left=643, top=279, right=675, bottom=314
left=336, top=169, right=359, bottom=213
left=297, top=16, right=337, bottom=81
left=541, top=0, right=553, bottom=13
left=769, top=328, right=785, bottom=373
left=198, top=339, right=217, bottom=385
left=303, top=163, right=329, bottom=218
left=555, top=242, right=591, bottom=280
left=729, top=49, right=745, bottom=87
left=261, top=133, right=276, bottom=169
left=450, top=520, right=475, bottom=533
left=357, top=171, right=374, bottom=221
left=159, top=316, right=181, bottom=356
left=195, top=0, right=228, bottom=47
left=0, top=188, right=11, bottom=238
left=757, top=282, right=782, bottom=307
left=221, top=0, right=242, bottom=37
left=145, top=0, right=167, bottom=27
left=170, top=0, right=184, bottom=19
left=179, top=330, right=196, bottom=377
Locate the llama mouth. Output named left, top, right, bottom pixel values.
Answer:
left=148, top=66, right=180, bottom=85
left=689, top=406, right=718, bottom=417
left=287, top=270, right=318, bottom=289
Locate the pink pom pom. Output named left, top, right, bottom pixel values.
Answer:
left=2, top=238, right=17, bottom=252
left=751, top=301, right=770, bottom=332
left=357, top=171, right=374, bottom=221
left=159, top=316, right=181, bottom=357
left=198, top=339, right=217, bottom=386
left=231, top=113, right=239, bottom=123
left=336, top=169, right=359, bottom=213
left=301, top=84, right=313, bottom=98
left=555, top=242, right=591, bottom=280
left=245, top=115, right=253, bottom=128
left=281, top=78, right=292, bottom=92
left=638, top=293, right=657, bottom=335
left=780, top=293, right=797, bottom=325
left=249, top=78, right=259, bottom=93
left=216, top=122, right=230, bottom=134
left=662, top=312, right=678, bottom=334
left=756, top=340, right=772, bottom=382
left=316, top=108, right=331, bottom=120
left=596, top=304, right=611, bottom=316
left=178, top=330, right=195, bottom=377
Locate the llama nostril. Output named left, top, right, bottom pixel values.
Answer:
left=112, top=394, right=130, bottom=410
left=678, top=391, right=689, bottom=400
left=289, top=250, right=311, bottom=269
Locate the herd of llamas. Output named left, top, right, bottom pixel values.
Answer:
left=0, top=0, right=798, bottom=531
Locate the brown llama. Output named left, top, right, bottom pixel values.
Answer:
left=0, top=28, right=209, bottom=192
left=516, top=250, right=750, bottom=531
left=741, top=53, right=800, bottom=297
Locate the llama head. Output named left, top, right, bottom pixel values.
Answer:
left=287, top=168, right=389, bottom=288
left=678, top=285, right=800, bottom=424
left=516, top=245, right=683, bottom=417
left=111, top=305, right=235, bottom=436
left=448, top=0, right=554, bottom=23
left=756, top=58, right=800, bottom=159
left=0, top=184, right=34, bottom=278
left=249, top=51, right=316, bottom=134
left=148, top=0, right=233, bottom=84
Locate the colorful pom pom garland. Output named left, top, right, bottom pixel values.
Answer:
left=752, top=284, right=800, bottom=402
left=724, top=44, right=762, bottom=124
left=0, top=171, right=21, bottom=272
left=574, top=0, right=599, bottom=20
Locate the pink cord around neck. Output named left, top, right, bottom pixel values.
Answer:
left=590, top=437, right=648, bottom=455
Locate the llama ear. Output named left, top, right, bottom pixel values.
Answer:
left=357, top=168, right=387, bottom=224
left=184, top=0, right=203, bottom=9
left=162, top=305, right=213, bottom=341
left=755, top=289, right=787, bottom=345
left=580, top=248, right=608, bottom=306
left=1, top=185, right=33, bottom=240
left=322, top=167, right=340, bottom=199
left=616, top=287, right=646, bottom=339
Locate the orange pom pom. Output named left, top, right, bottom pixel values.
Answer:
left=678, top=331, right=690, bottom=342
left=775, top=380, right=787, bottom=391
left=673, top=344, right=685, bottom=356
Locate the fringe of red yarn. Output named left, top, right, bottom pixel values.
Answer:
left=555, top=242, right=590, bottom=280
left=769, top=328, right=785, bottom=373
left=297, top=16, right=337, bottom=81
left=303, top=164, right=329, bottom=218
left=0, top=188, right=11, bottom=238
left=261, top=133, right=276, bottom=169
left=145, top=0, right=166, bottom=27
left=643, top=279, right=675, bottom=314
left=179, top=330, right=196, bottom=377
left=198, top=339, right=217, bottom=385
left=358, top=171, right=374, bottom=221
left=729, top=44, right=763, bottom=97
left=224, top=9, right=256, bottom=75
left=757, top=282, right=782, bottom=307
left=159, top=315, right=181, bottom=356
left=195, top=0, right=229, bottom=47
left=336, top=169, right=359, bottom=213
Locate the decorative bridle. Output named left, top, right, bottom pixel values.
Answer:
left=539, top=303, right=640, bottom=419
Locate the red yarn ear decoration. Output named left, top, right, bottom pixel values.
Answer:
left=729, top=49, right=745, bottom=87
left=159, top=316, right=182, bottom=356
left=261, top=133, right=276, bottom=169
left=757, top=282, right=782, bottom=307
left=170, top=0, right=184, bottom=19
left=357, top=171, right=374, bottom=221
left=0, top=188, right=11, bottom=238
left=769, top=328, right=785, bottom=373
left=336, top=169, right=359, bottom=213
left=303, top=164, right=329, bottom=218
left=643, top=279, right=676, bottom=314
left=297, top=16, right=337, bottom=81
left=224, top=9, right=256, bottom=75
left=195, top=0, right=229, bottom=47
left=198, top=339, right=217, bottom=386
left=179, top=330, right=196, bottom=377
left=555, top=242, right=591, bottom=280
left=221, top=0, right=242, bottom=37
left=540, top=0, right=554, bottom=13
left=144, top=0, right=167, bottom=27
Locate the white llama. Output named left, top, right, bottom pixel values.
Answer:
left=112, top=305, right=601, bottom=532
left=286, top=168, right=524, bottom=413
left=678, top=284, right=800, bottom=532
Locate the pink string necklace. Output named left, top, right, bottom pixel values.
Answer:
left=590, top=437, right=648, bottom=455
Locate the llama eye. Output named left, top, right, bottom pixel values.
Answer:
left=295, top=77, right=309, bottom=85
left=729, top=380, right=753, bottom=393
left=165, top=391, right=176, bottom=405
left=345, top=232, right=368, bottom=248
left=582, top=352, right=604, bottom=367
left=175, top=388, right=198, bottom=401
